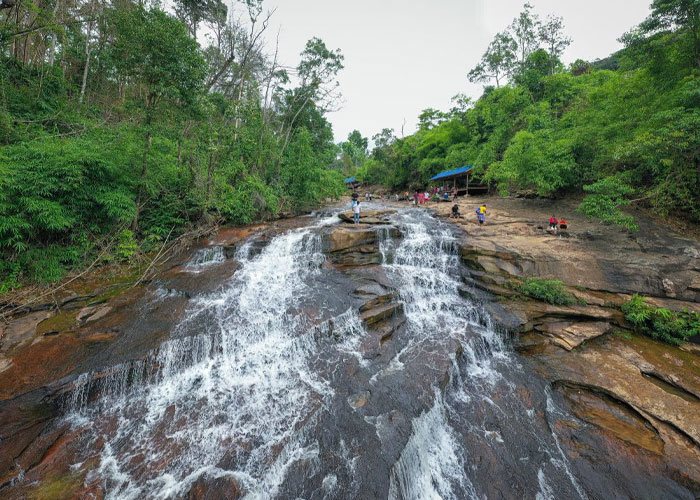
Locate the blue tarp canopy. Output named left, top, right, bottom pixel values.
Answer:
left=344, top=177, right=357, bottom=183
left=429, top=166, right=472, bottom=182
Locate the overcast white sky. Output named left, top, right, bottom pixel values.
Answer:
left=255, top=0, right=652, bottom=143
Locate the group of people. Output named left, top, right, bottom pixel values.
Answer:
left=449, top=203, right=487, bottom=225
left=548, top=215, right=568, bottom=233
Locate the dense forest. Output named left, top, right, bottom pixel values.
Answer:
left=348, top=0, right=700, bottom=231
left=2, top=0, right=700, bottom=292
left=0, top=0, right=347, bottom=291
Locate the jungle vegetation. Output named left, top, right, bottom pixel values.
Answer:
left=350, top=1, right=700, bottom=232
left=0, top=0, right=346, bottom=290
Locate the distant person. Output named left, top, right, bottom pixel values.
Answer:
left=413, top=191, right=419, bottom=205
left=424, top=191, right=430, bottom=203
left=451, top=204, right=462, bottom=218
left=353, top=200, right=361, bottom=224
left=559, top=218, right=568, bottom=231
left=549, top=215, right=558, bottom=230
left=475, top=204, right=486, bottom=225
left=443, top=192, right=449, bottom=202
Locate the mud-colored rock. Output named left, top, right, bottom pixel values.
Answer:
left=361, top=302, right=403, bottom=326
left=338, top=209, right=396, bottom=225
left=535, top=321, right=611, bottom=350
left=0, top=310, right=53, bottom=355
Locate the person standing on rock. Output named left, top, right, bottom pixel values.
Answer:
left=476, top=204, right=486, bottom=225
left=353, top=200, right=361, bottom=224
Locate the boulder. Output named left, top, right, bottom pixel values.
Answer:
left=338, top=210, right=396, bottom=225
left=0, top=310, right=53, bottom=355
left=534, top=321, right=612, bottom=350
left=360, top=302, right=403, bottom=326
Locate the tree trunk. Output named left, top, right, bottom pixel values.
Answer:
left=47, top=0, right=60, bottom=65
left=79, top=20, right=92, bottom=103
left=177, top=139, right=182, bottom=170
left=206, top=150, right=216, bottom=205
left=132, top=129, right=152, bottom=232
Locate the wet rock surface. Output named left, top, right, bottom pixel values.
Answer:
left=0, top=201, right=699, bottom=499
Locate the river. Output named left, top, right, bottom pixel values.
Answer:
left=54, top=206, right=692, bottom=499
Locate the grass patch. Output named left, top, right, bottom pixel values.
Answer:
left=515, top=278, right=577, bottom=305
left=621, top=294, right=700, bottom=345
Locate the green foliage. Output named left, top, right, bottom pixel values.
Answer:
left=622, top=294, right=700, bottom=345
left=364, top=3, right=700, bottom=231
left=115, top=230, right=139, bottom=261
left=515, top=278, right=577, bottom=305
left=0, top=4, right=344, bottom=291
left=579, top=176, right=639, bottom=230
left=487, top=130, right=576, bottom=196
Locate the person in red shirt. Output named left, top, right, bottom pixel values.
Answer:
left=549, top=215, right=558, bottom=229
left=559, top=218, right=568, bottom=231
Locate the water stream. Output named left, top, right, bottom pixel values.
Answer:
left=59, top=207, right=676, bottom=499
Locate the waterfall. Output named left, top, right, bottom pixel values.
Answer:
left=58, top=207, right=599, bottom=499
left=383, top=209, right=587, bottom=500
left=65, top=215, right=366, bottom=499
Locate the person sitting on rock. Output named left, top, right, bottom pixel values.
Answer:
left=549, top=215, right=558, bottom=230
left=451, top=204, right=462, bottom=218
left=559, top=218, right=568, bottom=231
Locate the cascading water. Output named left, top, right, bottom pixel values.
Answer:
left=56, top=206, right=664, bottom=499
left=65, top=215, right=367, bottom=499
left=382, top=210, right=587, bottom=500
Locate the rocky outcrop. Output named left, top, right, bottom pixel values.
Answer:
left=437, top=196, right=700, bottom=492
left=321, top=220, right=400, bottom=268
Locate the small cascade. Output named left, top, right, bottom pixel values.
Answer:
left=186, top=246, right=226, bottom=270
left=64, top=215, right=367, bottom=499
left=383, top=209, right=587, bottom=500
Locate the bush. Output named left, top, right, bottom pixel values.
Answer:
left=622, top=294, right=700, bottom=345
left=515, top=278, right=577, bottom=305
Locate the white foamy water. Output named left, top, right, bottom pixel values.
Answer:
left=383, top=210, right=586, bottom=500
left=66, top=215, right=367, bottom=499
left=186, top=246, right=226, bottom=270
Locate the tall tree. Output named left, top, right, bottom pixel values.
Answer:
left=638, top=0, right=700, bottom=69
left=538, top=14, right=571, bottom=74
left=110, top=6, right=207, bottom=230
left=510, top=2, right=540, bottom=65
left=468, top=31, right=517, bottom=87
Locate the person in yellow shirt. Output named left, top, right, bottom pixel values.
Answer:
left=475, top=204, right=486, bottom=225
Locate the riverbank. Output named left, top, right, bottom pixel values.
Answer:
left=1, top=197, right=699, bottom=498
left=425, top=194, right=700, bottom=489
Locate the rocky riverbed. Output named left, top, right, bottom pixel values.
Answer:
left=0, top=199, right=699, bottom=499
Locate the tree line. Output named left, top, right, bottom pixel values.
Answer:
left=0, top=0, right=346, bottom=290
left=349, top=0, right=700, bottom=231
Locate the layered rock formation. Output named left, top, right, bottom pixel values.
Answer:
left=431, top=195, right=700, bottom=489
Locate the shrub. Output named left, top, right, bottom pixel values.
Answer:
left=516, top=278, right=577, bottom=305
left=622, top=294, right=700, bottom=345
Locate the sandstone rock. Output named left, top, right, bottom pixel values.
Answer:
left=322, top=227, right=377, bottom=253
left=187, top=475, right=242, bottom=500
left=348, top=391, right=370, bottom=408
left=359, top=292, right=398, bottom=312
left=0, top=310, right=53, bottom=355
left=360, top=302, right=403, bottom=326
left=338, top=209, right=396, bottom=224
left=534, top=321, right=611, bottom=350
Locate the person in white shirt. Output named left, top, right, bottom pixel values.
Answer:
left=353, top=201, right=361, bottom=224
